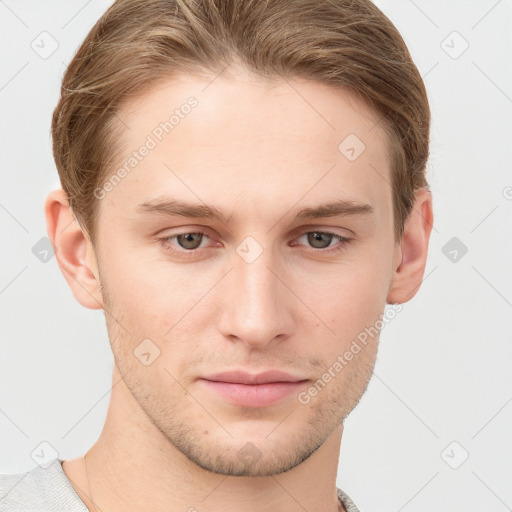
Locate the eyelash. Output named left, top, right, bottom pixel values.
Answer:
left=158, top=230, right=352, bottom=258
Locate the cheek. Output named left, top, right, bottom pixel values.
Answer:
left=99, top=246, right=189, bottom=322
left=298, top=258, right=389, bottom=333
left=100, top=256, right=213, bottom=375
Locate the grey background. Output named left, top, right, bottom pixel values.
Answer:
left=1, top=1, right=511, bottom=510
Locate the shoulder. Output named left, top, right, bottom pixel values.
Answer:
left=337, top=486, right=363, bottom=512
left=0, top=458, right=88, bottom=511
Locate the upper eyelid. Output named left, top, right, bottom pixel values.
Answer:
left=159, top=223, right=353, bottom=237
left=160, top=227, right=350, bottom=238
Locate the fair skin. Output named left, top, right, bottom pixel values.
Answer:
left=45, top=69, right=433, bottom=512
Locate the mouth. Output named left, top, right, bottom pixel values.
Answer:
left=199, top=370, right=309, bottom=408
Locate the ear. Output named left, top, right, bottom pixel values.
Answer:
left=44, top=188, right=104, bottom=310
left=387, top=187, right=434, bottom=304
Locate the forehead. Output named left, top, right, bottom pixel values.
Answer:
left=102, top=72, right=392, bottom=227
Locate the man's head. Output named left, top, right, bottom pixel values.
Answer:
left=46, top=0, right=433, bottom=477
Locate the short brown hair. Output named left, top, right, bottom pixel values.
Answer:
left=51, top=0, right=430, bottom=246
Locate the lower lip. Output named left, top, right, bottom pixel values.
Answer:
left=200, top=379, right=307, bottom=408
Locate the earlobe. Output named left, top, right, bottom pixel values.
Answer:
left=386, top=188, right=434, bottom=305
left=44, top=188, right=104, bottom=310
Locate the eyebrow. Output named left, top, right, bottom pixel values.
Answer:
left=135, top=197, right=374, bottom=224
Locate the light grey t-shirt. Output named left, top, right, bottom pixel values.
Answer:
left=0, top=458, right=361, bottom=511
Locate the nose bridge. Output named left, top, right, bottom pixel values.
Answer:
left=218, top=236, right=292, bottom=347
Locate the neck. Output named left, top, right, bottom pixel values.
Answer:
left=78, top=366, right=345, bottom=512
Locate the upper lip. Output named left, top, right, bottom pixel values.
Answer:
left=201, top=370, right=308, bottom=385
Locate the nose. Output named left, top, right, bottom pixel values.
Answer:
left=217, top=240, right=294, bottom=349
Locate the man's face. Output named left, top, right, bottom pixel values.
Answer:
left=92, top=70, right=400, bottom=476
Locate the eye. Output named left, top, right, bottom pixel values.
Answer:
left=160, top=231, right=212, bottom=256
left=294, top=231, right=351, bottom=253
left=158, top=229, right=352, bottom=258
